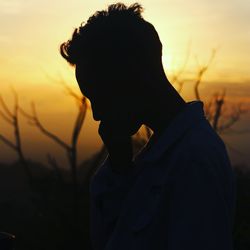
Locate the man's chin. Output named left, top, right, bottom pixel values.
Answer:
left=99, top=118, right=142, bottom=138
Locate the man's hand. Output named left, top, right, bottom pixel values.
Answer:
left=98, top=120, right=134, bottom=175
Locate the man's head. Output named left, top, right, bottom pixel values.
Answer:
left=60, top=3, right=166, bottom=134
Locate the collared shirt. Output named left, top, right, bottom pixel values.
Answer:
left=89, top=101, right=236, bottom=250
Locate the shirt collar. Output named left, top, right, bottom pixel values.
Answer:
left=134, top=101, right=206, bottom=164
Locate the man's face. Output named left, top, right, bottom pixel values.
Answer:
left=75, top=62, right=142, bottom=136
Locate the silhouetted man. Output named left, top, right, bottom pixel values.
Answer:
left=60, top=3, right=236, bottom=250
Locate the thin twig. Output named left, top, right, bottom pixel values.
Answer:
left=20, top=102, right=70, bottom=150
left=194, top=49, right=217, bottom=100
left=0, top=134, right=17, bottom=150
left=0, top=95, right=13, bottom=118
left=0, top=110, right=13, bottom=124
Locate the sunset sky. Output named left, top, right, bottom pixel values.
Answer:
left=0, top=0, right=250, bottom=167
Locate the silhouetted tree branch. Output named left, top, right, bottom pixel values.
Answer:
left=217, top=103, right=247, bottom=134
left=212, top=91, right=226, bottom=131
left=20, top=82, right=87, bottom=222
left=0, top=134, right=16, bottom=150
left=20, top=94, right=87, bottom=184
left=171, top=42, right=191, bottom=93
left=47, top=153, right=63, bottom=183
left=186, top=49, right=247, bottom=135
left=20, top=102, right=70, bottom=150
left=194, top=49, right=217, bottom=100
left=0, top=89, right=33, bottom=185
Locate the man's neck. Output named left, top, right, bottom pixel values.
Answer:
left=143, top=79, right=186, bottom=138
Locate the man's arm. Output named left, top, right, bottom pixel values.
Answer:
left=166, top=161, right=234, bottom=250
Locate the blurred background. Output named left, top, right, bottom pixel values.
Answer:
left=0, top=0, right=249, bottom=249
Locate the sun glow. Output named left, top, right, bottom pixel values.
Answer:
left=162, top=54, right=173, bottom=73
left=1, top=0, right=250, bottom=165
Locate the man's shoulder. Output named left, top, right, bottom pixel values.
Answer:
left=181, top=119, right=226, bottom=157
left=167, top=119, right=232, bottom=179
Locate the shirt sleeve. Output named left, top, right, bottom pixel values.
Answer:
left=166, top=160, right=234, bottom=250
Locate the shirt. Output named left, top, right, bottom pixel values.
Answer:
left=89, top=100, right=237, bottom=250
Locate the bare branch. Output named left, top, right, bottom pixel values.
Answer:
left=171, top=42, right=191, bottom=93
left=212, top=90, right=226, bottom=131
left=218, top=117, right=239, bottom=133
left=0, top=95, right=13, bottom=118
left=21, top=102, right=71, bottom=150
left=0, top=110, right=14, bottom=124
left=194, top=49, right=218, bottom=100
left=19, top=106, right=34, bottom=120
left=47, top=154, right=63, bottom=181
left=218, top=108, right=242, bottom=133
left=72, top=99, right=87, bottom=146
left=204, top=96, right=215, bottom=122
left=215, top=100, right=249, bottom=134
left=0, top=134, right=17, bottom=150
left=45, top=72, right=83, bottom=103
left=71, top=108, right=85, bottom=145
left=10, top=86, right=18, bottom=114
left=33, top=121, right=70, bottom=150
left=63, top=82, right=83, bottom=103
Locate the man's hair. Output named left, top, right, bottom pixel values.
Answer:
left=60, top=2, right=162, bottom=68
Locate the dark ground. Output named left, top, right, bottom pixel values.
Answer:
left=0, top=159, right=249, bottom=250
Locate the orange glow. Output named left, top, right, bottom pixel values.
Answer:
left=1, top=0, right=250, bottom=166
